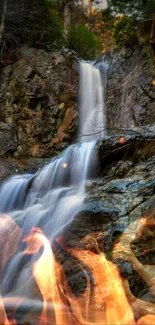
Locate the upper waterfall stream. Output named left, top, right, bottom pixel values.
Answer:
left=0, top=59, right=107, bottom=312
left=80, top=61, right=106, bottom=141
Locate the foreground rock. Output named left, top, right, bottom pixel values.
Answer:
left=57, top=125, right=155, bottom=317
left=0, top=47, right=79, bottom=158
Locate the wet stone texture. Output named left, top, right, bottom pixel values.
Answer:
left=56, top=126, right=155, bottom=315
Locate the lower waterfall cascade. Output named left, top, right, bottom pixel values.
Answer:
left=0, top=58, right=108, bottom=323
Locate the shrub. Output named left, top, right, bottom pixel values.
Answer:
left=113, top=16, right=138, bottom=46
left=69, top=25, right=103, bottom=60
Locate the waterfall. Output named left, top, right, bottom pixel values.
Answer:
left=0, top=59, right=107, bottom=303
left=79, top=60, right=107, bottom=141
left=0, top=141, right=95, bottom=238
left=0, top=60, right=107, bottom=231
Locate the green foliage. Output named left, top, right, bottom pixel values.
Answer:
left=69, top=25, right=103, bottom=59
left=108, top=0, right=155, bottom=20
left=113, top=16, right=138, bottom=46
left=44, top=8, right=64, bottom=49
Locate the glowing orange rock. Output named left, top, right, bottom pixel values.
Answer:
left=119, top=137, right=125, bottom=144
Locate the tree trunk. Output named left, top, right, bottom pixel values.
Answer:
left=150, top=12, right=155, bottom=63
left=81, top=0, right=84, bottom=7
left=88, top=0, right=92, bottom=14
left=0, top=0, right=8, bottom=45
left=64, top=2, right=72, bottom=42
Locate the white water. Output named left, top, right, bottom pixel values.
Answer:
left=0, top=59, right=107, bottom=302
left=80, top=60, right=107, bottom=141
left=0, top=141, right=95, bottom=238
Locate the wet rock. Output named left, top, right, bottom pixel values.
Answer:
left=60, top=126, right=155, bottom=297
left=62, top=207, right=117, bottom=250
left=0, top=122, right=17, bottom=156
left=114, top=258, right=133, bottom=276
left=115, top=258, right=150, bottom=299
left=82, top=200, right=119, bottom=218
left=0, top=157, right=50, bottom=181
left=110, top=160, right=133, bottom=177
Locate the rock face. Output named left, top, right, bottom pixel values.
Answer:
left=106, top=46, right=155, bottom=129
left=60, top=125, right=155, bottom=313
left=65, top=125, right=155, bottom=247
left=1, top=44, right=155, bottom=160
left=0, top=122, right=17, bottom=156
left=0, top=47, right=79, bottom=158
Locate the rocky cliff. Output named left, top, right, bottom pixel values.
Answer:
left=0, top=47, right=79, bottom=159
left=106, top=46, right=155, bottom=129
left=1, top=45, right=155, bottom=164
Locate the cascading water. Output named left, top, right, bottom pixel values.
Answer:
left=0, top=60, right=107, bottom=233
left=0, top=58, right=108, bottom=319
left=80, top=60, right=107, bottom=141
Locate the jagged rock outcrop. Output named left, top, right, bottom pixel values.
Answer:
left=106, top=46, right=155, bottom=129
left=65, top=125, right=155, bottom=246
left=0, top=47, right=79, bottom=158
left=60, top=125, right=155, bottom=312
